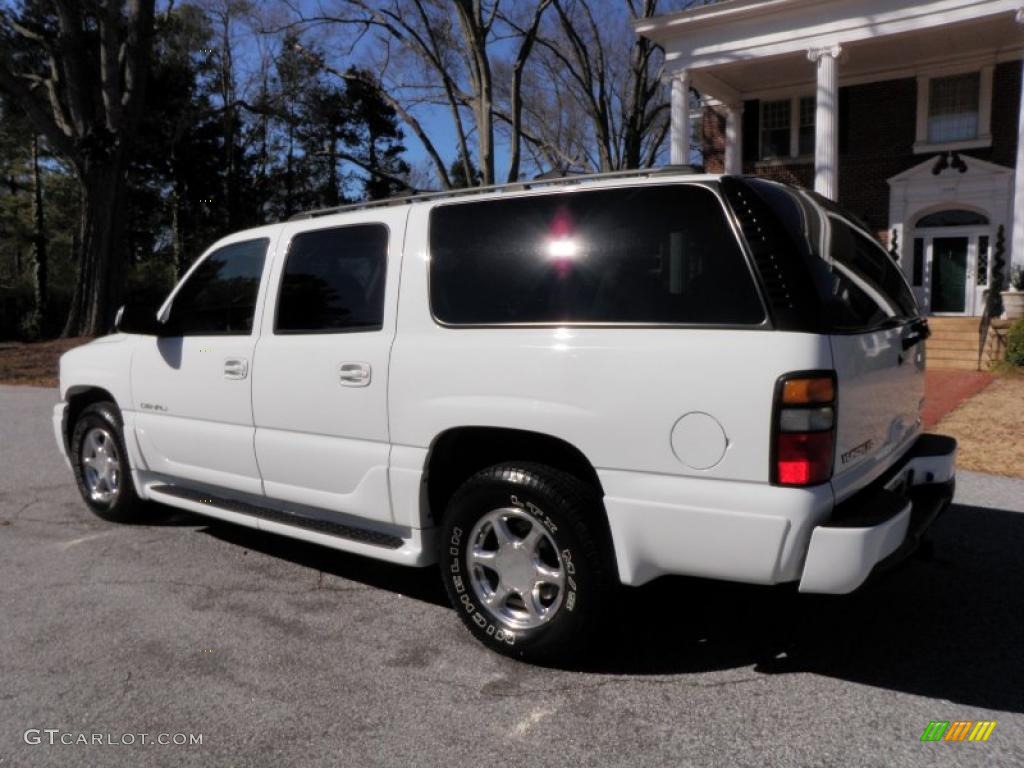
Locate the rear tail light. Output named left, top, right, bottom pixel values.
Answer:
left=772, top=372, right=837, bottom=486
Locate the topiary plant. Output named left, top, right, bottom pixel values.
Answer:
left=1007, top=318, right=1024, bottom=367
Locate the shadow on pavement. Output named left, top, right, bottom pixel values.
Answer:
left=199, top=521, right=449, bottom=607
left=155, top=498, right=1022, bottom=714
left=586, top=500, right=1024, bottom=714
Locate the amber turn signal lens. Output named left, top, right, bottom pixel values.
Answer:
left=782, top=377, right=835, bottom=404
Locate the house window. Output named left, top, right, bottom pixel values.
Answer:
left=916, top=209, right=989, bottom=228
left=798, top=96, right=816, bottom=156
left=760, top=100, right=791, bottom=158
left=977, top=235, right=989, bottom=286
left=915, top=67, right=992, bottom=153
left=760, top=96, right=815, bottom=159
left=928, top=73, right=980, bottom=143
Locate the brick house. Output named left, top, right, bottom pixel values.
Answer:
left=636, top=0, right=1024, bottom=321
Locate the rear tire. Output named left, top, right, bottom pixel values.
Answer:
left=438, top=462, right=613, bottom=663
left=70, top=401, right=145, bottom=523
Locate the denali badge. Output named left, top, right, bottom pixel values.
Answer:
left=139, top=402, right=168, bottom=412
left=841, top=439, right=873, bottom=464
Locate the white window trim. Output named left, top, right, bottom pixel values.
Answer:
left=913, top=64, right=993, bottom=154
left=758, top=93, right=815, bottom=161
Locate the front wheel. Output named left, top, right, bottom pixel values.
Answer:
left=70, top=401, right=145, bottom=523
left=439, top=462, right=613, bottom=662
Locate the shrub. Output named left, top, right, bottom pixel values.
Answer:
left=1012, top=265, right=1024, bottom=292
left=1007, top=318, right=1024, bottom=367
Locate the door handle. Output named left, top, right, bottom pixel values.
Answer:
left=224, top=357, right=249, bottom=380
left=901, top=319, right=931, bottom=350
left=338, top=362, right=371, bottom=387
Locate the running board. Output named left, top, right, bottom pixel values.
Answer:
left=149, top=484, right=404, bottom=549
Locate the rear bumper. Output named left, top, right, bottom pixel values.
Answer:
left=798, top=433, right=956, bottom=594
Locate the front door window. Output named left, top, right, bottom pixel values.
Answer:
left=930, top=237, right=969, bottom=313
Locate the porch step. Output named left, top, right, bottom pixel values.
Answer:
left=923, top=316, right=1006, bottom=370
left=925, top=317, right=981, bottom=330
left=926, top=337, right=981, bottom=351
left=928, top=330, right=981, bottom=343
left=924, top=357, right=981, bottom=371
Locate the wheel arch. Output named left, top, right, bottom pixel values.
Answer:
left=65, top=386, right=119, bottom=450
left=423, top=426, right=605, bottom=526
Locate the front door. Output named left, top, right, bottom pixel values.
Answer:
left=131, top=236, right=273, bottom=496
left=250, top=211, right=406, bottom=524
left=930, top=236, right=969, bottom=313
left=910, top=227, right=991, bottom=316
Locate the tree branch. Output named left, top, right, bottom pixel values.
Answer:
left=292, top=42, right=453, bottom=189
left=0, top=65, right=76, bottom=158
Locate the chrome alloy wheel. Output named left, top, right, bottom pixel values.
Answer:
left=80, top=427, right=121, bottom=504
left=467, top=507, right=566, bottom=630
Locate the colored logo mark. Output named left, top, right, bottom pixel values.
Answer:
left=920, top=721, right=996, bottom=742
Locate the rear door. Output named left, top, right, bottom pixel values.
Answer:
left=250, top=210, right=406, bottom=524
left=821, top=215, right=925, bottom=501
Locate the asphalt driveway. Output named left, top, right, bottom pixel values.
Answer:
left=1, top=385, right=1022, bottom=767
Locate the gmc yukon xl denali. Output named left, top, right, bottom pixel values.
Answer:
left=53, top=169, right=957, bottom=661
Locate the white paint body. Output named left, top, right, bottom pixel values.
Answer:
left=54, top=172, right=954, bottom=594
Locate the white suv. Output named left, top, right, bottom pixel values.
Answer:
left=53, top=169, right=956, bottom=661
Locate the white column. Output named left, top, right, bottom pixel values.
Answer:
left=670, top=69, right=691, bottom=166
left=1011, top=11, right=1024, bottom=268
left=725, top=103, right=743, bottom=175
left=808, top=45, right=842, bottom=200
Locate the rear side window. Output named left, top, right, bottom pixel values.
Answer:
left=429, top=185, right=764, bottom=326
left=725, top=178, right=920, bottom=333
left=276, top=224, right=388, bottom=333
left=825, top=217, right=919, bottom=330
left=168, top=238, right=268, bottom=336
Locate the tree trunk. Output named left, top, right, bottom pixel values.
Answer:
left=285, top=121, right=295, bottom=218
left=62, top=157, right=128, bottom=337
left=31, top=134, right=48, bottom=323
left=327, top=136, right=339, bottom=206
left=171, top=166, right=186, bottom=276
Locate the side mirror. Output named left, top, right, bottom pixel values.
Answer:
left=115, top=302, right=164, bottom=335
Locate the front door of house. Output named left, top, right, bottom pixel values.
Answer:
left=910, top=226, right=991, bottom=316
left=931, top=236, right=969, bottom=313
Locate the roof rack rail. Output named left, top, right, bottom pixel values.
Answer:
left=286, top=164, right=699, bottom=221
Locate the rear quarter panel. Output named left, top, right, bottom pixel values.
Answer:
left=829, top=329, right=926, bottom=503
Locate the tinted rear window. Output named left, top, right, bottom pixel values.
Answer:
left=731, top=179, right=920, bottom=332
left=428, top=185, right=765, bottom=326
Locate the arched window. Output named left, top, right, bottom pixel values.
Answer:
left=915, top=209, right=989, bottom=227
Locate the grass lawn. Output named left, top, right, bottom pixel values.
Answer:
left=0, top=337, right=92, bottom=387
left=935, top=371, right=1024, bottom=479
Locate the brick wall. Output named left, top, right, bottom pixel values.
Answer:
left=699, top=59, right=1022, bottom=239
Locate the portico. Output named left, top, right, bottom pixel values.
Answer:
left=637, top=0, right=1024, bottom=294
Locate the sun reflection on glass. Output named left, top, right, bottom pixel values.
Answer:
left=546, top=238, right=579, bottom=259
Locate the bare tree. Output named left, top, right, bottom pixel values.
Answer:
left=520, top=0, right=676, bottom=173
left=0, top=1, right=157, bottom=336
left=274, top=0, right=551, bottom=187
